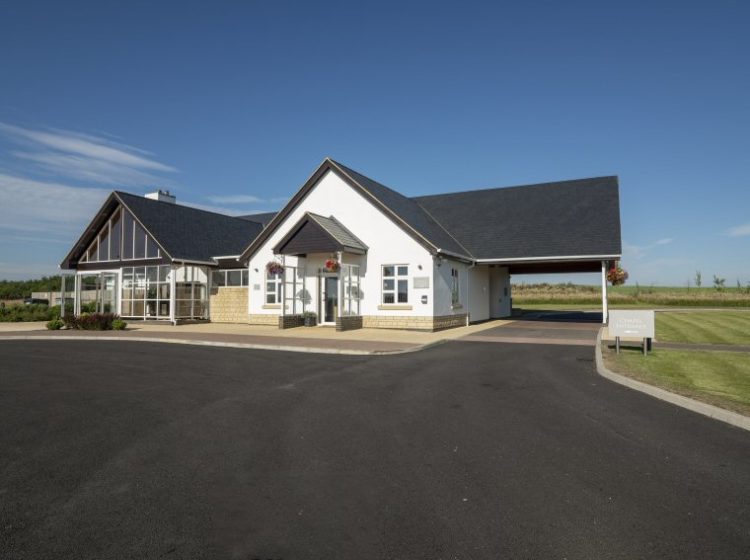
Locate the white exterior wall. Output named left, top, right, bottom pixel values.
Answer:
left=489, top=266, right=512, bottom=318
left=468, top=265, right=490, bottom=322
left=247, top=170, right=434, bottom=318
left=432, top=258, right=470, bottom=317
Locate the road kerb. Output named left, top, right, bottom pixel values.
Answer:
left=0, top=334, right=445, bottom=356
left=595, top=327, right=750, bottom=433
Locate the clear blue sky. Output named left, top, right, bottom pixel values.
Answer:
left=1, top=0, right=748, bottom=285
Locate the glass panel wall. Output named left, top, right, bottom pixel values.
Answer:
left=174, top=265, right=208, bottom=319
left=342, top=264, right=361, bottom=316
left=121, top=265, right=171, bottom=319
left=282, top=266, right=307, bottom=315
left=78, top=272, right=117, bottom=313
left=82, top=206, right=161, bottom=263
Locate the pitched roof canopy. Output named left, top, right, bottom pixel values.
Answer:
left=414, top=176, right=622, bottom=261
left=273, top=212, right=368, bottom=256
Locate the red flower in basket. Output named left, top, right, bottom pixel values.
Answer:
left=325, top=258, right=340, bottom=272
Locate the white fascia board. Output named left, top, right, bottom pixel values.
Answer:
left=475, top=254, right=622, bottom=264
left=211, top=255, right=240, bottom=260
left=172, top=259, right=219, bottom=266
left=436, top=248, right=474, bottom=263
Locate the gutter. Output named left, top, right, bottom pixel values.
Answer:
left=475, top=254, right=621, bottom=264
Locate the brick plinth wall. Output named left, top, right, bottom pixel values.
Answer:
left=336, top=315, right=363, bottom=331
left=432, top=313, right=468, bottom=331
left=247, top=314, right=278, bottom=326
left=279, top=314, right=304, bottom=329
left=209, top=287, right=248, bottom=323
left=362, top=313, right=467, bottom=332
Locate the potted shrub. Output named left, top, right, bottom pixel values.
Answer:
left=302, top=311, right=317, bottom=327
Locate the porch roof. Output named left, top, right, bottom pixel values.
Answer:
left=273, top=212, right=368, bottom=256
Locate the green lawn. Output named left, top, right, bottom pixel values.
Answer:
left=604, top=347, right=750, bottom=416
left=656, top=311, right=750, bottom=345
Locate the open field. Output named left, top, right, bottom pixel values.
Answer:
left=513, top=283, right=750, bottom=308
left=603, top=346, right=750, bottom=416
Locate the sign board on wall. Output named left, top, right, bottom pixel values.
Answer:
left=413, top=277, right=430, bottom=289
left=609, top=310, right=655, bottom=338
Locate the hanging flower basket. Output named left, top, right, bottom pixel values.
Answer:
left=266, top=261, right=284, bottom=275
left=324, top=258, right=340, bottom=272
left=607, top=262, right=629, bottom=286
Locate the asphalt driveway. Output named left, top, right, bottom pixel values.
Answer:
left=1, top=340, right=749, bottom=559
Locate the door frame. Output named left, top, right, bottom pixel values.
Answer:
left=319, top=272, right=339, bottom=325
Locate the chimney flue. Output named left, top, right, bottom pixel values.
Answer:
left=145, top=190, right=176, bottom=204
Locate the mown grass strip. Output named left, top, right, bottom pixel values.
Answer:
left=656, top=312, right=750, bottom=345
left=603, top=347, right=750, bottom=416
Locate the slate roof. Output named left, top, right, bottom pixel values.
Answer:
left=64, top=159, right=621, bottom=269
left=330, top=160, right=471, bottom=258
left=238, top=211, right=277, bottom=226
left=114, top=193, right=264, bottom=261
left=413, top=177, right=622, bottom=260
left=306, top=213, right=368, bottom=253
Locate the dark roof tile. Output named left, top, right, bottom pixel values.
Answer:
left=413, top=177, right=621, bottom=260
left=116, top=192, right=264, bottom=261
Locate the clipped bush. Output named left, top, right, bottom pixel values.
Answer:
left=46, top=318, right=64, bottom=330
left=112, top=319, right=127, bottom=330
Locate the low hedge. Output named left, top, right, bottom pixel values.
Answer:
left=63, top=312, right=123, bottom=331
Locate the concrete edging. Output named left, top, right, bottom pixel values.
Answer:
left=0, top=334, right=446, bottom=356
left=595, top=327, right=750, bottom=432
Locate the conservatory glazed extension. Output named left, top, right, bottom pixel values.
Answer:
left=61, top=158, right=622, bottom=330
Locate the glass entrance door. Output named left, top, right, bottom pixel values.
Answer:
left=101, top=273, right=117, bottom=313
left=323, top=276, right=339, bottom=323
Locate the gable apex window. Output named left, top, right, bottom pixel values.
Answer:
left=82, top=206, right=162, bottom=264
left=382, top=264, right=408, bottom=304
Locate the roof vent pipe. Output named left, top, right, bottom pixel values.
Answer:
left=145, top=190, right=176, bottom=204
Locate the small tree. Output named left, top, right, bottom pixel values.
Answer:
left=713, top=274, right=726, bottom=291
left=695, top=270, right=702, bottom=288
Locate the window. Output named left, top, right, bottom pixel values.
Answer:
left=451, top=268, right=460, bottom=306
left=382, top=264, right=408, bottom=304
left=120, top=265, right=172, bottom=319
left=266, top=271, right=282, bottom=304
left=211, top=269, right=249, bottom=292
left=82, top=206, right=160, bottom=263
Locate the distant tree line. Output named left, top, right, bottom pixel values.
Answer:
left=0, top=276, right=62, bottom=300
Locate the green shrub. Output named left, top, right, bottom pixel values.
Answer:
left=64, top=312, right=120, bottom=330
left=112, top=319, right=127, bottom=330
left=0, top=304, right=57, bottom=322
left=46, top=318, right=64, bottom=330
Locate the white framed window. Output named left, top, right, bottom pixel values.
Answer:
left=382, top=264, right=408, bottom=304
left=265, top=271, right=282, bottom=304
left=451, top=268, right=460, bottom=306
